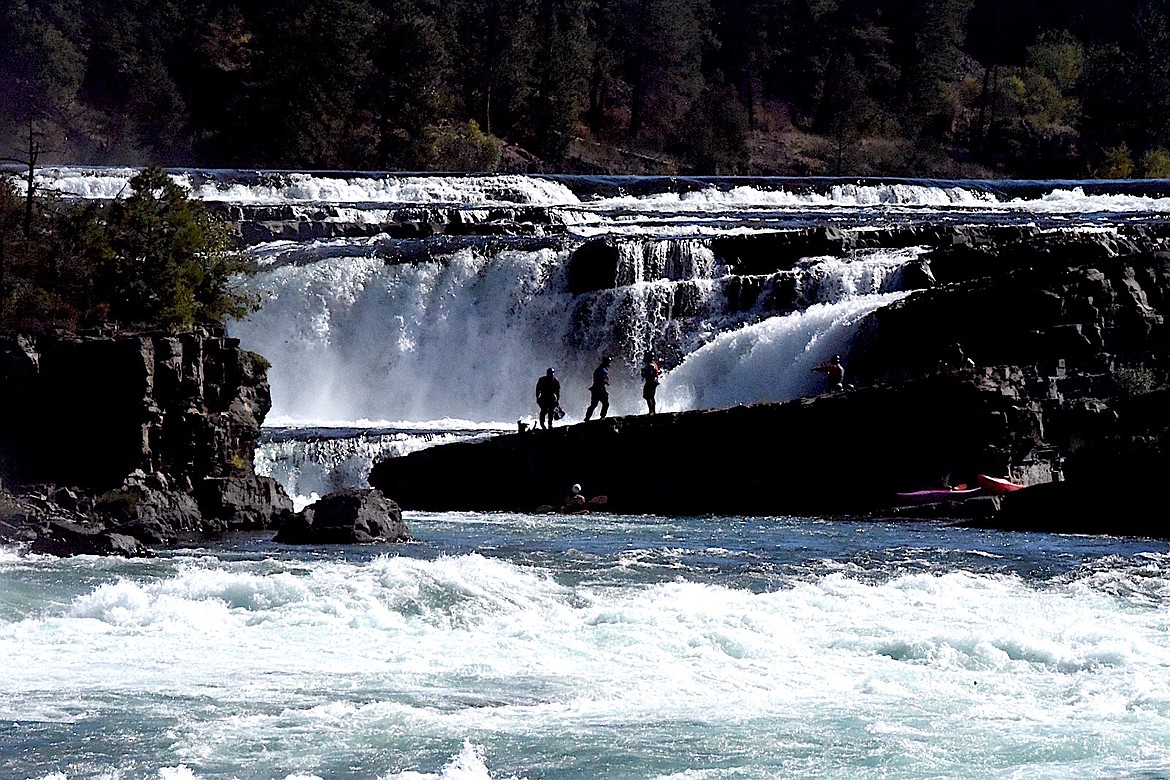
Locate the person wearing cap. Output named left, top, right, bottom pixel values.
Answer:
left=535, top=367, right=561, bottom=429
left=585, top=356, right=611, bottom=420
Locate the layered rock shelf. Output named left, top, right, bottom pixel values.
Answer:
left=369, top=230, right=1170, bottom=539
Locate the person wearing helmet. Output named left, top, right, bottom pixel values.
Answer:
left=560, top=483, right=588, bottom=513
left=535, top=367, right=561, bottom=429
left=585, top=356, right=612, bottom=420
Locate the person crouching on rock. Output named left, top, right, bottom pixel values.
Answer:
left=812, top=355, right=845, bottom=392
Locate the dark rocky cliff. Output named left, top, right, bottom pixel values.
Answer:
left=369, top=228, right=1170, bottom=539
left=0, top=330, right=295, bottom=551
left=370, top=374, right=1038, bottom=516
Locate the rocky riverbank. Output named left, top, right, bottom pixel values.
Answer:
left=0, top=331, right=407, bottom=555
left=369, top=226, right=1170, bottom=539
left=4, top=224, right=1169, bottom=553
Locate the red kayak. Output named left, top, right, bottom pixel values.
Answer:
left=977, top=474, right=1026, bottom=494
left=894, top=487, right=982, bottom=503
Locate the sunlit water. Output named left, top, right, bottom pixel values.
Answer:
left=12, top=169, right=1170, bottom=779
left=4, top=514, right=1170, bottom=780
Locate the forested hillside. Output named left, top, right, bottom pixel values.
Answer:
left=3, top=0, right=1170, bottom=177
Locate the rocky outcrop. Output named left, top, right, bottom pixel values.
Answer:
left=0, top=330, right=295, bottom=554
left=369, top=228, right=1170, bottom=539
left=369, top=374, right=1045, bottom=517
left=30, top=519, right=153, bottom=557
left=274, top=488, right=409, bottom=544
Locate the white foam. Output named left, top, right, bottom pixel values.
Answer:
left=30, top=167, right=1170, bottom=218
left=5, top=543, right=1170, bottom=777
left=34, top=167, right=583, bottom=207
left=660, top=291, right=908, bottom=410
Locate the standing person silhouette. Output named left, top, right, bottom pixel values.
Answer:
left=584, top=356, right=611, bottom=420
left=535, top=367, right=561, bottom=429
left=640, top=352, right=660, bottom=414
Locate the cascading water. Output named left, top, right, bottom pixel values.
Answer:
left=10, top=170, right=1170, bottom=780
left=230, top=236, right=914, bottom=426
left=30, top=167, right=1170, bottom=506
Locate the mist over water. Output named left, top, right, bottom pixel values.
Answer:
left=230, top=240, right=911, bottom=426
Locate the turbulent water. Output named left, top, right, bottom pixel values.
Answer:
left=7, top=168, right=1170, bottom=778
left=5, top=513, right=1170, bottom=780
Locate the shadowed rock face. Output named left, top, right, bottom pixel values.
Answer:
left=370, top=230, right=1170, bottom=537
left=369, top=376, right=1034, bottom=517
left=0, top=332, right=268, bottom=490
left=0, top=331, right=294, bottom=550
left=275, top=488, right=409, bottom=545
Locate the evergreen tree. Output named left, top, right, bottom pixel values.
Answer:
left=1080, top=1, right=1170, bottom=163
left=74, top=0, right=194, bottom=162
left=529, top=0, right=590, bottom=161
left=88, top=167, right=256, bottom=328
left=0, top=0, right=85, bottom=155
left=756, top=0, right=827, bottom=125
left=604, top=0, right=708, bottom=140
left=887, top=0, right=974, bottom=143
left=0, top=167, right=256, bottom=331
left=368, top=0, right=454, bottom=169
left=229, top=0, right=379, bottom=167
left=705, top=0, right=770, bottom=129
left=444, top=0, right=537, bottom=139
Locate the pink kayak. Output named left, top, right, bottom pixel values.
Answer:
left=894, top=487, right=983, bottom=503
left=977, top=474, right=1026, bottom=494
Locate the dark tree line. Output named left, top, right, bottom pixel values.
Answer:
left=3, top=0, right=1170, bottom=176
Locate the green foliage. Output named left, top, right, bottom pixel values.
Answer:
left=0, top=0, right=86, bottom=129
left=528, top=0, right=589, bottom=161
left=92, top=167, right=258, bottom=328
left=2, top=0, right=1170, bottom=176
left=673, top=84, right=750, bottom=174
left=429, top=121, right=503, bottom=172
left=1097, top=145, right=1135, bottom=178
left=249, top=351, right=272, bottom=372
left=1114, top=365, right=1157, bottom=398
left=1139, top=148, right=1170, bottom=178
left=368, top=9, right=454, bottom=169
left=1027, top=31, right=1083, bottom=91
left=0, top=166, right=258, bottom=332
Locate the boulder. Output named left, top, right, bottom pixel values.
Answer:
left=275, top=488, right=409, bottom=544
left=29, top=519, right=154, bottom=558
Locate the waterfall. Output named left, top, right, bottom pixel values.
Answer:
left=36, top=167, right=1170, bottom=502
left=229, top=235, right=916, bottom=425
